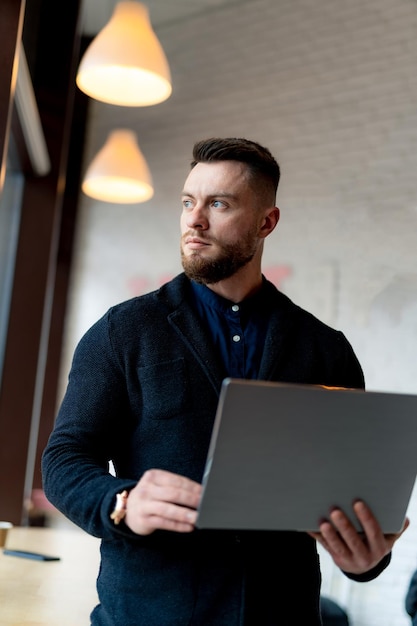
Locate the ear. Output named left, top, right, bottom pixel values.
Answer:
left=259, top=206, right=280, bottom=238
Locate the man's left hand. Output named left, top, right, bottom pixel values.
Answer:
left=308, top=500, right=409, bottom=575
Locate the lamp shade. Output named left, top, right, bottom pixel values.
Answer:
left=82, top=129, right=154, bottom=204
left=76, top=1, right=172, bottom=106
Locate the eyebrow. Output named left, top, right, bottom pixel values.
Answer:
left=181, top=190, right=239, bottom=200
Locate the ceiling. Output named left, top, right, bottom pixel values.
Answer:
left=80, top=0, right=236, bottom=35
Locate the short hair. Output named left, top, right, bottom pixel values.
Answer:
left=190, top=137, right=280, bottom=202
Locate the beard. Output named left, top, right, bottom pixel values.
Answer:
left=181, top=231, right=258, bottom=285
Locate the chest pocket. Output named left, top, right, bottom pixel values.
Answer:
left=137, top=357, right=188, bottom=420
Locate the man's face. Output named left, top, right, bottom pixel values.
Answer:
left=180, top=161, right=264, bottom=284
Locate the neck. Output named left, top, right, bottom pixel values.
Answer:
left=206, top=264, right=263, bottom=303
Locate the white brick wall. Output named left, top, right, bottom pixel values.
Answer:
left=63, top=1, right=417, bottom=623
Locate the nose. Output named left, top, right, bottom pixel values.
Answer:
left=185, top=204, right=209, bottom=230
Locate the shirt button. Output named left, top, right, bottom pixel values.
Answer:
left=232, top=335, right=241, bottom=342
left=231, top=304, right=239, bottom=312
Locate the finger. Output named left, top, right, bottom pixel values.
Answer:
left=351, top=501, right=389, bottom=553
left=309, top=523, right=359, bottom=574
left=130, top=514, right=196, bottom=535
left=327, top=508, right=370, bottom=560
left=354, top=502, right=410, bottom=545
left=144, top=514, right=196, bottom=533
left=308, top=529, right=331, bottom=553
left=137, top=482, right=201, bottom=511
left=350, top=501, right=408, bottom=557
left=143, top=468, right=201, bottom=491
left=319, top=517, right=356, bottom=557
left=141, top=499, right=198, bottom=524
left=141, top=469, right=202, bottom=500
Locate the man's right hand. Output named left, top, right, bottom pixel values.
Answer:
left=124, top=468, right=202, bottom=535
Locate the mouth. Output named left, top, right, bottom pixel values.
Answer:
left=184, top=236, right=210, bottom=250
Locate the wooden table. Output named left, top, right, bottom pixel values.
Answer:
left=0, top=526, right=101, bottom=626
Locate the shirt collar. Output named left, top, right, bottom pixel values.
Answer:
left=190, top=277, right=271, bottom=315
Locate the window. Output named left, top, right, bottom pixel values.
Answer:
left=0, top=151, right=24, bottom=387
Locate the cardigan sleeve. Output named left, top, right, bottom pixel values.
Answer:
left=343, top=552, right=391, bottom=583
left=42, top=311, right=139, bottom=539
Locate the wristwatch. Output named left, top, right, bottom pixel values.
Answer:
left=110, top=490, right=129, bottom=525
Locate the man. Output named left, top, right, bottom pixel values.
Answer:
left=42, top=138, right=407, bottom=625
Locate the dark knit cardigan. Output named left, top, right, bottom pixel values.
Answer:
left=42, top=273, right=389, bottom=626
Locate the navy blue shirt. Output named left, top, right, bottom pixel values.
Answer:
left=190, top=278, right=272, bottom=379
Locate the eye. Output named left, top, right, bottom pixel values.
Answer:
left=182, top=199, right=193, bottom=209
left=212, top=200, right=226, bottom=209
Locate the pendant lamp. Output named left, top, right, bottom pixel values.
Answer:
left=82, top=130, right=154, bottom=204
left=76, top=1, right=172, bottom=106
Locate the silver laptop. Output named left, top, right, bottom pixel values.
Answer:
left=196, top=378, right=417, bottom=532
